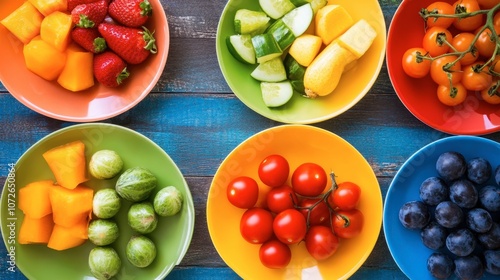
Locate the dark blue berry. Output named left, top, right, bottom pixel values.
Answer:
left=436, top=151, right=466, bottom=182
left=467, top=157, right=491, bottom=185
left=426, top=252, right=454, bottom=279
left=446, top=228, right=476, bottom=257
left=454, top=255, right=484, bottom=280
left=421, top=221, right=447, bottom=250
left=419, top=177, right=448, bottom=206
left=398, top=201, right=430, bottom=229
left=466, top=208, right=493, bottom=233
left=435, top=201, right=463, bottom=229
left=449, top=179, right=478, bottom=209
left=478, top=222, right=500, bottom=250
left=479, top=185, right=500, bottom=212
left=484, top=250, right=500, bottom=275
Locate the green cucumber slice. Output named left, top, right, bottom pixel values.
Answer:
left=251, top=57, right=287, bottom=82
left=234, top=9, right=271, bottom=35
left=290, top=80, right=306, bottom=96
left=289, top=0, right=311, bottom=6
left=259, top=0, right=296, bottom=19
left=267, top=19, right=296, bottom=51
left=284, top=53, right=306, bottom=80
left=226, top=34, right=256, bottom=64
left=282, top=3, right=313, bottom=37
left=260, top=81, right=294, bottom=107
left=310, top=0, right=327, bottom=14
left=251, top=33, right=283, bottom=64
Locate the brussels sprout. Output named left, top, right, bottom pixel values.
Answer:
left=88, top=246, right=121, bottom=280
left=127, top=202, right=158, bottom=234
left=89, top=150, right=124, bottom=179
left=88, top=219, right=119, bottom=246
left=154, top=186, right=183, bottom=217
left=115, top=167, right=157, bottom=202
left=93, top=188, right=122, bottom=219
left=126, top=235, right=157, bottom=268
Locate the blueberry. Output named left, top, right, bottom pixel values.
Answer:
left=479, top=185, right=500, bottom=212
left=484, top=250, right=500, bottom=275
left=467, top=157, right=492, bottom=185
left=478, top=222, right=500, bottom=250
left=436, top=151, right=466, bottom=182
left=454, top=255, right=484, bottom=280
left=466, top=208, right=493, bottom=233
left=398, top=201, right=430, bottom=229
left=419, top=177, right=449, bottom=206
left=495, top=165, right=500, bottom=185
left=421, top=221, right=447, bottom=250
left=435, top=201, right=464, bottom=229
left=446, top=228, right=477, bottom=257
left=426, top=252, right=454, bottom=279
left=449, top=179, right=478, bottom=209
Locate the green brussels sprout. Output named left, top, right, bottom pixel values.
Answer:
left=127, top=202, right=158, bottom=234
left=153, top=186, right=183, bottom=217
left=115, top=167, right=157, bottom=202
left=93, top=188, right=122, bottom=219
left=88, top=246, right=121, bottom=280
left=126, top=235, right=157, bottom=268
left=89, top=150, right=124, bottom=179
left=88, top=219, right=119, bottom=246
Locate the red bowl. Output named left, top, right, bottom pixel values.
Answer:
left=386, top=0, right=500, bottom=135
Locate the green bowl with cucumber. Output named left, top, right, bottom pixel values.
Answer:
left=216, top=0, right=387, bottom=124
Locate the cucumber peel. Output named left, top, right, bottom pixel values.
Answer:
left=251, top=33, right=283, bottom=64
left=234, top=9, right=271, bottom=35
left=267, top=19, right=296, bottom=51
left=251, top=57, right=287, bottom=82
left=227, top=34, right=256, bottom=64
left=259, top=0, right=296, bottom=19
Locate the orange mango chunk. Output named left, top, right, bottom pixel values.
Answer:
left=47, top=223, right=87, bottom=251
left=49, top=184, right=93, bottom=227
left=315, top=4, right=353, bottom=45
left=28, top=0, right=68, bottom=16
left=0, top=1, right=44, bottom=44
left=18, top=214, right=54, bottom=244
left=58, top=44, right=95, bottom=91
left=23, top=36, right=67, bottom=81
left=42, top=140, right=88, bottom=189
left=40, top=11, right=73, bottom=52
left=18, top=180, right=54, bottom=219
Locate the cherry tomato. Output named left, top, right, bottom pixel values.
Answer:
left=266, top=185, right=298, bottom=214
left=258, top=154, right=290, bottom=188
left=273, top=208, right=307, bottom=245
left=305, top=225, right=340, bottom=261
left=477, top=0, right=500, bottom=9
left=450, top=32, right=478, bottom=65
left=401, top=47, right=432, bottom=78
left=461, top=61, right=493, bottom=91
left=422, top=26, right=453, bottom=57
left=327, top=181, right=361, bottom=210
left=240, top=207, right=274, bottom=244
left=481, top=81, right=500, bottom=104
left=332, top=209, right=364, bottom=239
left=259, top=239, right=291, bottom=269
left=227, top=176, right=259, bottom=209
left=474, top=27, right=497, bottom=58
left=430, top=55, right=463, bottom=85
left=453, top=0, right=484, bottom=31
left=494, top=11, right=500, bottom=30
left=424, top=1, right=456, bottom=28
left=298, top=198, right=330, bottom=226
left=437, top=83, right=468, bottom=106
left=291, top=163, right=328, bottom=197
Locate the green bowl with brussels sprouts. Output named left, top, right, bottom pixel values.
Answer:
left=0, top=123, right=195, bottom=280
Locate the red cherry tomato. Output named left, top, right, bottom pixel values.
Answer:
left=450, top=32, right=478, bottom=65
left=481, top=81, right=500, bottom=104
left=437, top=83, right=468, bottom=106
left=430, top=55, right=463, bottom=85
left=453, top=0, right=484, bottom=31
left=461, top=61, right=493, bottom=91
left=266, top=185, right=298, bottom=214
left=474, top=27, right=497, bottom=58
left=258, top=154, right=290, bottom=188
left=401, top=47, right=432, bottom=78
left=422, top=26, right=452, bottom=57
left=477, top=0, right=500, bottom=8
left=305, top=225, right=340, bottom=261
left=227, top=176, right=259, bottom=209
left=332, top=209, right=364, bottom=239
left=327, top=181, right=361, bottom=210
left=273, top=209, right=307, bottom=245
left=424, top=1, right=455, bottom=29
left=259, top=239, right=292, bottom=269
left=299, top=198, right=330, bottom=226
left=291, top=163, right=328, bottom=197
left=240, top=208, right=274, bottom=244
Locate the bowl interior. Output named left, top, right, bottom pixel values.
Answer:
left=386, top=0, right=500, bottom=135
left=216, top=0, right=387, bottom=124
left=0, top=0, right=169, bottom=122
left=207, top=125, right=382, bottom=279
left=0, top=123, right=195, bottom=280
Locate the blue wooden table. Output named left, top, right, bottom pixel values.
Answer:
left=3, top=0, right=498, bottom=279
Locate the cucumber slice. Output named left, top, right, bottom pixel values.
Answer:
left=251, top=33, right=283, bottom=64
left=259, top=0, right=296, bottom=19
left=226, top=35, right=256, bottom=64
left=260, top=81, right=294, bottom=107
left=282, top=3, right=313, bottom=37
left=290, top=80, right=306, bottom=96
left=267, top=19, right=296, bottom=51
left=234, top=9, right=271, bottom=35
left=290, top=0, right=311, bottom=6
left=310, top=0, right=327, bottom=14
left=251, top=57, right=287, bottom=82
left=284, top=53, right=306, bottom=80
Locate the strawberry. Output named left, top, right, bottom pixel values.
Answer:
left=71, top=0, right=108, bottom=28
left=108, top=0, right=152, bottom=28
left=71, top=27, right=107, bottom=53
left=67, top=0, right=100, bottom=12
left=93, top=51, right=130, bottom=87
left=98, top=23, right=157, bottom=64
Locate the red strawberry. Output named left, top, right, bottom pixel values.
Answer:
left=108, top=0, right=152, bottom=28
left=98, top=23, right=157, bottom=64
left=71, top=0, right=108, bottom=28
left=71, top=27, right=107, bottom=53
left=67, top=0, right=100, bottom=12
left=93, top=51, right=130, bottom=87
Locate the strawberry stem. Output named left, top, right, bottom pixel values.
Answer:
left=116, top=67, right=130, bottom=85
left=141, top=27, right=157, bottom=54
left=77, top=15, right=95, bottom=28
left=140, top=0, right=153, bottom=17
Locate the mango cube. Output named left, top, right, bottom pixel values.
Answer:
left=58, top=44, right=95, bottom=92
left=28, top=0, right=67, bottom=16
left=0, top=2, right=44, bottom=44
left=41, top=11, right=73, bottom=52
left=24, top=36, right=67, bottom=81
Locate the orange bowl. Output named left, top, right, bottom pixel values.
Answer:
left=0, top=0, right=169, bottom=122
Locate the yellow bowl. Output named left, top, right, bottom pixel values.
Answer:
left=207, top=125, right=382, bottom=279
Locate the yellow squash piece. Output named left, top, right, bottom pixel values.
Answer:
left=47, top=223, right=88, bottom=251
left=0, top=1, right=44, bottom=44
left=58, top=44, right=95, bottom=92
left=40, top=11, right=73, bottom=52
left=23, top=36, right=67, bottom=81
left=19, top=180, right=54, bottom=219
left=315, top=4, right=353, bottom=45
left=28, top=0, right=67, bottom=16
left=288, top=34, right=322, bottom=67
left=18, top=214, right=54, bottom=244
left=42, top=140, right=88, bottom=189
left=337, top=19, right=378, bottom=58
left=49, top=184, right=93, bottom=227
